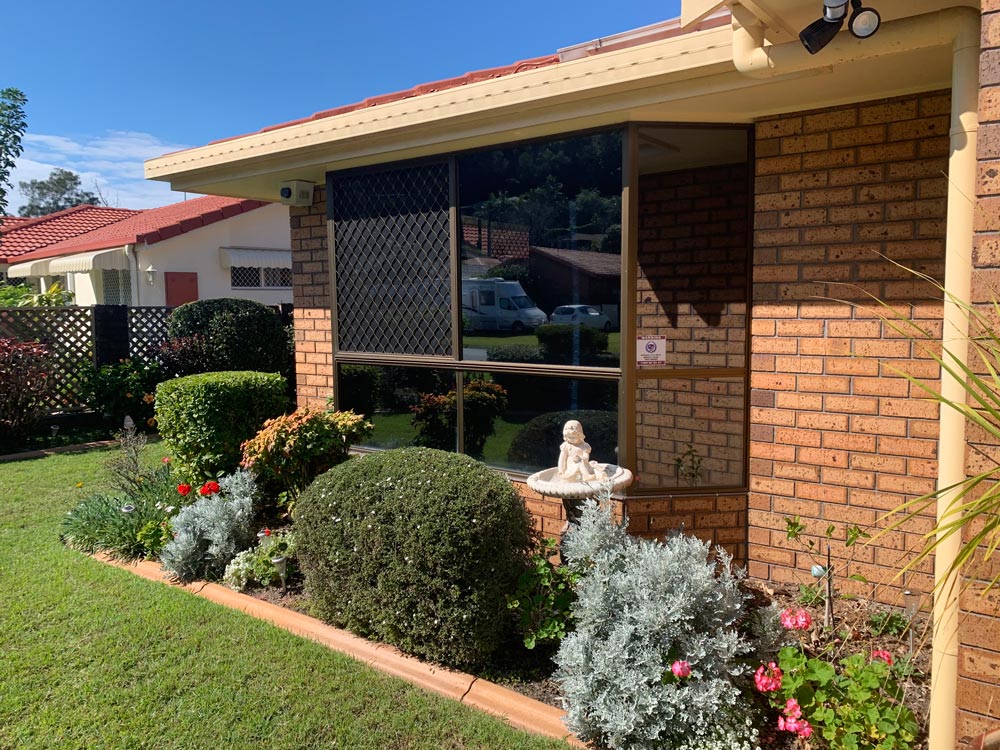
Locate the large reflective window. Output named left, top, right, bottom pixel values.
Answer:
left=636, top=127, right=749, bottom=369
left=337, top=365, right=455, bottom=450
left=458, top=131, right=623, bottom=366
left=635, top=378, right=745, bottom=490
left=470, top=371, right=620, bottom=474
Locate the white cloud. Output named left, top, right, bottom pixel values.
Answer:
left=6, top=130, right=195, bottom=214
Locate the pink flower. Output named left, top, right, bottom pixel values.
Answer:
left=671, top=660, right=691, bottom=678
left=754, top=662, right=782, bottom=692
left=162, top=456, right=171, bottom=464
left=872, top=649, right=894, bottom=665
left=780, top=608, right=812, bottom=630
left=784, top=698, right=802, bottom=720
left=798, top=721, right=813, bottom=739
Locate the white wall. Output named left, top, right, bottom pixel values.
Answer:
left=134, top=202, right=292, bottom=307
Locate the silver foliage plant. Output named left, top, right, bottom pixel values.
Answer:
left=554, top=490, right=760, bottom=750
left=160, top=469, right=258, bottom=582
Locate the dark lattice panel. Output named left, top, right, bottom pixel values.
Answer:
left=0, top=307, right=94, bottom=411
left=331, top=163, right=452, bottom=356
left=129, top=307, right=172, bottom=363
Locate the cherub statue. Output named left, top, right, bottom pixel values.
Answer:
left=557, top=419, right=605, bottom=482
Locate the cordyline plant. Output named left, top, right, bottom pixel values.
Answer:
left=836, top=260, right=1000, bottom=592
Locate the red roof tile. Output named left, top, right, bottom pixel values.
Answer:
left=0, top=205, right=140, bottom=263
left=11, top=195, right=269, bottom=264
left=205, top=55, right=560, bottom=148
left=191, top=14, right=731, bottom=150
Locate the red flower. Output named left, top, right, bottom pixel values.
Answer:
left=199, top=481, right=221, bottom=496
left=871, top=649, right=894, bottom=665
left=162, top=456, right=171, bottom=464
left=177, top=484, right=192, bottom=496
left=264, top=528, right=272, bottom=536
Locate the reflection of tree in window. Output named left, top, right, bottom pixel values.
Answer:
left=459, top=131, right=623, bottom=252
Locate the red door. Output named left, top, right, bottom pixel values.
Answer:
left=165, top=272, right=198, bottom=307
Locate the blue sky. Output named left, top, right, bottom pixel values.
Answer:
left=4, top=0, right=682, bottom=213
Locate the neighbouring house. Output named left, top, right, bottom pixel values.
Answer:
left=0, top=205, right=140, bottom=285
left=5, top=196, right=292, bottom=307
left=145, top=2, right=998, bottom=744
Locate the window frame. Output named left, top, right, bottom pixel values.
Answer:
left=326, top=122, right=752, bottom=493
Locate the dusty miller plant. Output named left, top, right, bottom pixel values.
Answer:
left=554, top=489, right=759, bottom=750
left=159, top=469, right=258, bottom=582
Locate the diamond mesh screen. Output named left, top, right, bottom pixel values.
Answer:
left=263, top=267, right=292, bottom=287
left=231, top=266, right=261, bottom=288
left=101, top=269, right=132, bottom=305
left=331, top=163, right=452, bottom=356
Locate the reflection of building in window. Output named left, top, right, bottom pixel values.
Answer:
left=231, top=266, right=292, bottom=288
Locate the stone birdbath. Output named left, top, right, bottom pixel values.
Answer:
left=526, top=419, right=633, bottom=525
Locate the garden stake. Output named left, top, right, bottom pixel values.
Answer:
left=825, top=545, right=834, bottom=629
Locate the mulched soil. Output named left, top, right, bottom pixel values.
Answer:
left=247, top=576, right=932, bottom=737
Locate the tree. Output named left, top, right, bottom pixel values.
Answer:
left=18, top=168, right=100, bottom=217
left=0, top=88, right=27, bottom=220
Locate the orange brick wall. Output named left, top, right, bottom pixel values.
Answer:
left=636, top=164, right=749, bottom=488
left=959, top=7, right=1000, bottom=741
left=290, top=186, right=334, bottom=408
left=751, top=91, right=949, bottom=603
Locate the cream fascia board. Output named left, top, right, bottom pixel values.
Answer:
left=145, top=24, right=734, bottom=186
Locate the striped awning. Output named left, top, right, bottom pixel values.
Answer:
left=219, top=247, right=291, bottom=270
left=48, top=247, right=130, bottom=274
left=7, top=258, right=52, bottom=278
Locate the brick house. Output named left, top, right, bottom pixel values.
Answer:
left=147, top=2, right=997, bottom=744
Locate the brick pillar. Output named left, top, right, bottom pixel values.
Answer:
left=290, top=186, right=334, bottom=408
left=92, top=305, right=129, bottom=367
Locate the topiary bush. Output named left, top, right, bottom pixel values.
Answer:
left=166, top=297, right=289, bottom=375
left=554, top=494, right=760, bottom=750
left=240, top=407, right=373, bottom=501
left=296, top=447, right=532, bottom=669
left=0, top=338, right=52, bottom=453
left=534, top=324, right=608, bottom=363
left=508, top=410, right=618, bottom=468
left=155, top=371, right=288, bottom=479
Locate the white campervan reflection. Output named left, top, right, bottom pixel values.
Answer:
left=461, top=278, right=548, bottom=332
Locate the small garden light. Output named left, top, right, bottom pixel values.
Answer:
left=271, top=555, right=288, bottom=589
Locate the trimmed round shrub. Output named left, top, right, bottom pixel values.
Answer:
left=534, top=323, right=608, bottom=362
left=155, top=371, right=288, bottom=479
left=508, top=410, right=619, bottom=467
left=296, top=447, right=532, bottom=669
left=166, top=298, right=289, bottom=375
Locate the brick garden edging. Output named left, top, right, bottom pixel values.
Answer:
left=96, top=554, right=583, bottom=748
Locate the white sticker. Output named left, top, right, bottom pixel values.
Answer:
left=636, top=335, right=666, bottom=367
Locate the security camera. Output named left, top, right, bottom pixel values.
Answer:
left=278, top=180, right=315, bottom=207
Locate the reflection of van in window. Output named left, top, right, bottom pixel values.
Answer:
left=461, top=278, right=547, bottom=332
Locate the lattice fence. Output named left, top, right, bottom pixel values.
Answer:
left=129, top=307, right=172, bottom=363
left=0, top=307, right=94, bottom=411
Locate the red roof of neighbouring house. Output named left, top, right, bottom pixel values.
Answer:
left=0, top=205, right=140, bottom=263
left=11, top=195, right=269, bottom=264
left=530, top=246, right=622, bottom=277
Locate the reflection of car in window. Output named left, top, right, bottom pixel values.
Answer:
left=550, top=304, right=613, bottom=332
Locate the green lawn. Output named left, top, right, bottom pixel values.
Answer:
left=464, top=332, right=620, bottom=355
left=0, top=448, right=569, bottom=750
